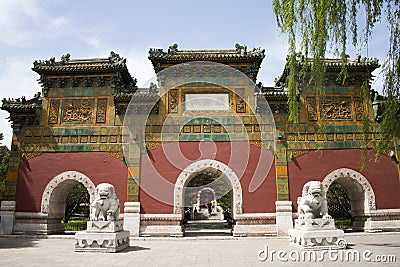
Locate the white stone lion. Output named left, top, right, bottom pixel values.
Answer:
left=90, top=183, right=120, bottom=221
left=297, top=181, right=330, bottom=220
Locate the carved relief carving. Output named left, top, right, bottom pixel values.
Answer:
left=24, top=151, right=43, bottom=160
left=49, top=100, right=60, bottom=124
left=291, top=150, right=310, bottom=159
left=306, top=97, right=318, bottom=121
left=106, top=151, right=124, bottom=161
left=354, top=98, right=363, bottom=121
left=235, top=89, right=246, bottom=113
left=62, top=100, right=93, bottom=123
left=146, top=141, right=162, bottom=151
left=169, top=89, right=178, bottom=113
left=320, top=97, right=352, bottom=120
left=96, top=98, right=107, bottom=123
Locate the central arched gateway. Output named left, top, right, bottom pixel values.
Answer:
left=174, top=159, right=242, bottom=219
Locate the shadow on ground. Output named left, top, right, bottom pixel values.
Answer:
left=119, top=246, right=150, bottom=253
left=0, top=237, right=40, bottom=249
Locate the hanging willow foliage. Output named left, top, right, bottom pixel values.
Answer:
left=273, top=0, right=400, bottom=156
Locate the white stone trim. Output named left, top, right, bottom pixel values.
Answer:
left=322, top=168, right=376, bottom=213
left=141, top=213, right=183, bottom=220
left=41, top=171, right=96, bottom=214
left=173, top=159, right=243, bottom=219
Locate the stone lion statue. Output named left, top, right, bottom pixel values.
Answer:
left=90, top=183, right=120, bottom=221
left=297, top=181, right=330, bottom=220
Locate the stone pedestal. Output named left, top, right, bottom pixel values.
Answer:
left=275, top=201, right=293, bottom=236
left=0, top=201, right=16, bottom=235
left=123, top=202, right=140, bottom=237
left=288, top=229, right=346, bottom=250
left=75, top=221, right=130, bottom=253
left=288, top=218, right=347, bottom=250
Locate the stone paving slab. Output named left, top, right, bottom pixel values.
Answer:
left=0, top=232, right=399, bottom=266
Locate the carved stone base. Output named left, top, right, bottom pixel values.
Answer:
left=140, top=225, right=184, bottom=237
left=232, top=224, right=276, bottom=237
left=294, top=217, right=336, bottom=231
left=140, top=214, right=183, bottom=237
left=0, top=201, right=16, bottom=235
left=13, top=212, right=64, bottom=234
left=74, top=230, right=130, bottom=253
left=75, top=220, right=129, bottom=253
left=232, top=213, right=277, bottom=237
left=275, top=201, right=293, bottom=236
left=86, top=221, right=123, bottom=233
left=288, top=229, right=347, bottom=250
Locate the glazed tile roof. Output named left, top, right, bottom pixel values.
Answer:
left=148, top=44, right=265, bottom=62
left=276, top=56, right=380, bottom=86
left=114, top=88, right=159, bottom=102
left=32, top=52, right=136, bottom=85
left=1, top=94, right=41, bottom=113
left=261, top=87, right=288, bottom=100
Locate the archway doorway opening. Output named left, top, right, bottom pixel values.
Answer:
left=41, top=171, right=95, bottom=234
left=323, top=168, right=376, bottom=232
left=327, top=182, right=353, bottom=230
left=174, top=159, right=243, bottom=237
left=183, top=171, right=233, bottom=236
left=63, top=183, right=90, bottom=232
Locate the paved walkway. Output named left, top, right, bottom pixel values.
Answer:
left=0, top=232, right=399, bottom=266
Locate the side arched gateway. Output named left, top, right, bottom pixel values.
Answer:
left=322, top=168, right=376, bottom=230
left=173, top=159, right=242, bottom=219
left=322, top=168, right=376, bottom=213
left=41, top=171, right=96, bottom=219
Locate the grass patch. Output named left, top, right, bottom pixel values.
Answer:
left=63, top=219, right=88, bottom=231
left=335, top=218, right=352, bottom=230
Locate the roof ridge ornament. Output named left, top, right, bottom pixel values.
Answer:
left=168, top=44, right=178, bottom=54
left=235, top=43, right=247, bottom=55
left=60, top=53, right=70, bottom=64
left=33, top=57, right=56, bottom=68
left=109, top=51, right=126, bottom=64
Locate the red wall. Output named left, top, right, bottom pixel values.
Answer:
left=139, top=141, right=277, bottom=214
left=16, top=152, right=127, bottom=212
left=288, top=149, right=400, bottom=209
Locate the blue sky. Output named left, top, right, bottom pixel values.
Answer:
left=0, top=0, right=389, bottom=147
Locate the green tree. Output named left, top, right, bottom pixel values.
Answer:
left=64, top=183, right=89, bottom=223
left=273, top=1, right=400, bottom=154
left=0, top=145, right=10, bottom=198
left=326, top=182, right=352, bottom=219
left=327, top=182, right=353, bottom=229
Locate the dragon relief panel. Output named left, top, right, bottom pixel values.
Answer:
left=96, top=98, right=107, bottom=123
left=306, top=97, right=318, bottom=121
left=62, top=100, right=94, bottom=123
left=320, top=97, right=352, bottom=121
left=48, top=100, right=60, bottom=124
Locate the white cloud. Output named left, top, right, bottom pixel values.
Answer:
left=0, top=0, right=70, bottom=47
left=121, top=47, right=157, bottom=86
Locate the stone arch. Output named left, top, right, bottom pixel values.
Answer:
left=196, top=187, right=217, bottom=212
left=322, top=168, right=376, bottom=217
left=174, top=159, right=242, bottom=218
left=41, top=171, right=96, bottom=218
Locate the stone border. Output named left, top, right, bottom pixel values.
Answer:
left=41, top=171, right=96, bottom=214
left=173, top=159, right=243, bottom=218
left=322, top=168, right=376, bottom=213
